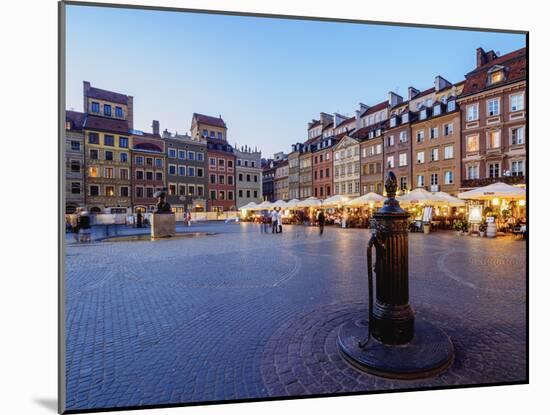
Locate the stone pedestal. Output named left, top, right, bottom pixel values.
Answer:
left=151, top=213, right=176, bottom=239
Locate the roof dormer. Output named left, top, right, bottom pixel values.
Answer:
left=487, top=65, right=506, bottom=85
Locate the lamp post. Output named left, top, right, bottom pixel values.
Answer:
left=338, top=172, right=454, bottom=379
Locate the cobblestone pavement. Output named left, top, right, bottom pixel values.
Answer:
left=64, top=222, right=527, bottom=411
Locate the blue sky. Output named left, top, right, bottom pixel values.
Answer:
left=65, top=5, right=526, bottom=157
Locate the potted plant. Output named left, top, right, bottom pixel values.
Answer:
left=453, top=220, right=463, bottom=235
left=461, top=220, right=469, bottom=235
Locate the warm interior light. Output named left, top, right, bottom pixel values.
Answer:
left=519, top=200, right=526, bottom=206
left=492, top=198, right=500, bottom=206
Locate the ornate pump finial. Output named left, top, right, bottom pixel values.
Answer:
left=385, top=171, right=398, bottom=199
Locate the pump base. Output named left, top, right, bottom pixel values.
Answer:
left=337, top=317, right=453, bottom=379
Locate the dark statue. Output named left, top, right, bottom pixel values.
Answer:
left=154, top=189, right=172, bottom=213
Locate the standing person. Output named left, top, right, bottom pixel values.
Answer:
left=72, top=209, right=81, bottom=242
left=271, top=209, right=278, bottom=234
left=318, top=209, right=325, bottom=235
left=262, top=211, right=269, bottom=233
left=136, top=210, right=143, bottom=228
left=277, top=208, right=283, bottom=234
left=187, top=211, right=192, bottom=227
left=77, top=209, right=91, bottom=243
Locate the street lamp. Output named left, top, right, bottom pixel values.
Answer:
left=338, top=172, right=453, bottom=379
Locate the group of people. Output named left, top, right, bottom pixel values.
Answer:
left=69, top=207, right=92, bottom=243
left=259, top=208, right=283, bottom=234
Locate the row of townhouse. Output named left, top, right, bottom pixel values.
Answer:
left=64, top=82, right=263, bottom=214
left=262, top=46, right=526, bottom=201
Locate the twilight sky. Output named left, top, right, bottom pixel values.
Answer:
left=65, top=4, right=526, bottom=157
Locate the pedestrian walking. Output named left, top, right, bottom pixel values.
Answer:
left=136, top=211, right=143, bottom=228
left=271, top=209, right=278, bottom=234
left=277, top=208, right=283, bottom=234
left=77, top=209, right=91, bottom=243
left=318, top=209, right=325, bottom=235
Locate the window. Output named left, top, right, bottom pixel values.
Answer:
left=467, top=104, right=479, bottom=121
left=146, top=171, right=153, bottom=181
left=420, top=109, right=427, bottom=120
left=70, top=161, right=80, bottom=173
left=105, top=151, right=113, bottom=161
left=155, top=158, right=163, bottom=168
left=399, top=131, right=408, bottom=143
left=120, top=152, right=128, bottom=163
left=88, top=166, right=99, bottom=178
left=188, top=185, right=195, bottom=196
left=238, top=190, right=243, bottom=198
left=417, top=175, right=425, bottom=187
left=466, top=135, right=479, bottom=153
left=376, top=144, right=382, bottom=154
left=467, top=165, right=479, bottom=180
left=88, top=132, right=99, bottom=144
left=146, top=157, right=153, bottom=166
left=417, top=152, right=424, bottom=164
left=219, top=191, right=225, bottom=200
left=228, top=191, right=234, bottom=200
left=444, top=123, right=453, bottom=136
left=228, top=175, right=233, bottom=185
left=489, top=163, right=500, bottom=178
left=197, top=168, right=204, bottom=177
left=246, top=190, right=251, bottom=198
left=120, top=168, right=129, bottom=180
left=488, top=130, right=501, bottom=149
left=136, top=170, right=144, bottom=180
left=218, top=159, right=225, bottom=167
left=433, top=105, right=441, bottom=116
left=511, top=160, right=524, bottom=176
left=430, top=173, right=439, bottom=186
left=416, top=130, right=424, bottom=143
left=146, top=187, right=154, bottom=198
left=210, top=174, right=216, bottom=184
left=246, top=174, right=251, bottom=182
left=430, top=148, right=439, bottom=162
left=217, top=132, right=223, bottom=140
left=444, top=145, right=454, bottom=159
left=210, top=190, right=216, bottom=200
left=120, top=186, right=129, bottom=197
left=105, top=186, right=115, bottom=197
left=489, top=70, right=503, bottom=84
left=136, top=187, right=144, bottom=198
left=400, top=177, right=407, bottom=191
left=188, top=167, right=195, bottom=177
left=104, top=135, right=115, bottom=146
left=254, top=175, right=258, bottom=182
left=188, top=151, right=195, bottom=160
left=487, top=98, right=500, bottom=116
left=209, top=131, right=215, bottom=138
left=511, top=126, right=525, bottom=145
left=510, top=93, right=524, bottom=112
left=115, top=106, right=123, bottom=118
left=399, top=153, right=407, bottom=167
left=70, top=141, right=80, bottom=151
left=197, top=152, right=204, bottom=161
left=238, top=173, right=243, bottom=181
left=444, top=171, right=454, bottom=185
left=91, top=102, right=100, bottom=113
left=89, top=185, right=99, bottom=196
left=228, top=160, right=233, bottom=168
left=169, top=184, right=176, bottom=195
left=387, top=135, right=395, bottom=146
left=202, top=129, right=208, bottom=137
left=155, top=172, right=163, bottom=181
left=447, top=100, right=456, bottom=112
left=179, top=185, right=186, bottom=196
left=219, top=175, right=225, bottom=184
left=135, top=156, right=144, bottom=165
left=430, top=127, right=438, bottom=139
left=402, top=113, right=409, bottom=123
left=198, top=186, right=204, bottom=197
left=178, top=166, right=186, bottom=176
left=168, top=148, right=177, bottom=158
left=71, top=182, right=81, bottom=194
left=387, top=156, right=395, bottom=168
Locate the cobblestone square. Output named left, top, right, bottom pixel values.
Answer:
left=64, top=223, right=527, bottom=411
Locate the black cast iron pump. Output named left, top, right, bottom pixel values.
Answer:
left=338, top=172, right=454, bottom=379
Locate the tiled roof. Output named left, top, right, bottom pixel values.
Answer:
left=83, top=115, right=129, bottom=135
left=412, top=87, right=436, bottom=100
left=322, top=122, right=334, bottom=131
left=193, top=113, right=227, bottom=128
left=462, top=47, right=526, bottom=96
left=364, top=101, right=390, bottom=114
left=87, top=86, right=129, bottom=105
left=66, top=110, right=86, bottom=130
left=351, top=120, right=388, bottom=140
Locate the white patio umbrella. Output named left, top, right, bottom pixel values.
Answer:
left=434, top=192, right=466, bottom=207
left=295, top=197, right=322, bottom=208
left=346, top=192, right=385, bottom=207
left=252, top=201, right=273, bottom=210
left=285, top=199, right=300, bottom=209
left=322, top=195, right=350, bottom=207
left=457, top=182, right=526, bottom=201
left=397, top=188, right=448, bottom=206
left=271, top=199, right=288, bottom=208
left=238, top=202, right=258, bottom=211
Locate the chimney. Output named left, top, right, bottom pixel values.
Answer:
left=152, top=120, right=159, bottom=135
left=476, top=47, right=486, bottom=68
left=408, top=86, right=420, bottom=101
left=83, top=81, right=91, bottom=114
left=127, top=96, right=134, bottom=130
left=388, top=91, right=403, bottom=107
left=320, top=112, right=333, bottom=127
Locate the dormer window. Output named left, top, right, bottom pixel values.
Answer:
left=488, top=65, right=505, bottom=85
left=447, top=100, right=456, bottom=112
left=375, top=129, right=381, bottom=137
left=390, top=117, right=397, bottom=128
left=420, top=109, right=427, bottom=120
left=91, top=101, right=100, bottom=113
left=401, top=113, right=409, bottom=123
left=433, top=105, right=441, bottom=116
